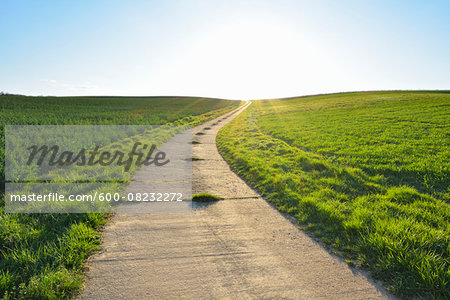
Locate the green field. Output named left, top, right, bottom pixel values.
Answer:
left=217, top=91, right=449, bottom=299
left=0, top=95, right=239, bottom=298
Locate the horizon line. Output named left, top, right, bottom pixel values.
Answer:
left=1, top=89, right=450, bottom=101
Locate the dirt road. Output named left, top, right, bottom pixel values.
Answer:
left=79, top=103, right=393, bottom=299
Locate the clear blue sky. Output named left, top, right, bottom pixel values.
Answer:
left=1, top=0, right=449, bottom=99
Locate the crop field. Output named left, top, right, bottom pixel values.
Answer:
left=217, top=91, right=449, bottom=299
left=0, top=95, right=239, bottom=298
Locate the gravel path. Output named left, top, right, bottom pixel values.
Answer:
left=79, top=103, right=394, bottom=299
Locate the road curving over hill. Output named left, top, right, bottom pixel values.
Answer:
left=79, top=101, right=394, bottom=299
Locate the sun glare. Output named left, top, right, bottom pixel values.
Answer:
left=150, top=19, right=343, bottom=99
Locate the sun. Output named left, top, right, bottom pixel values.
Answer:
left=151, top=18, right=342, bottom=99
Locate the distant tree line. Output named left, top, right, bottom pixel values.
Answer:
left=0, top=91, right=20, bottom=96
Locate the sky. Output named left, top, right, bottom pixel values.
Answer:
left=1, top=0, right=449, bottom=100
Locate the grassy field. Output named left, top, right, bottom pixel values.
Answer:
left=217, top=91, right=449, bottom=299
left=0, top=95, right=239, bottom=299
